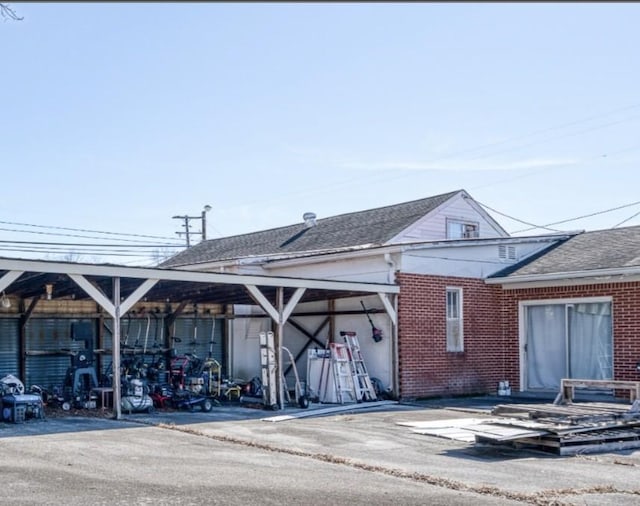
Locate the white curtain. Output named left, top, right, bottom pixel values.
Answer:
left=526, top=305, right=566, bottom=390
left=526, top=302, right=612, bottom=390
left=568, top=303, right=612, bottom=380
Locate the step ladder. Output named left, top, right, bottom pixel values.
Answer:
left=341, top=331, right=377, bottom=402
left=259, top=331, right=278, bottom=409
left=329, top=343, right=358, bottom=404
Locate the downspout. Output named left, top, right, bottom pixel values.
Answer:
left=384, top=253, right=397, bottom=284
left=384, top=253, right=400, bottom=399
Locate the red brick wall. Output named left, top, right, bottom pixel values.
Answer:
left=397, top=275, right=640, bottom=400
left=396, top=273, right=505, bottom=400
left=502, top=282, right=640, bottom=389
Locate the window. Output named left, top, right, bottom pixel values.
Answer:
left=446, top=287, right=463, bottom=352
left=447, top=220, right=479, bottom=239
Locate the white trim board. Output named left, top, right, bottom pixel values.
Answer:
left=261, top=400, right=399, bottom=422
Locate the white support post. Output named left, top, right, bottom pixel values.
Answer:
left=69, top=274, right=159, bottom=420
left=245, top=284, right=306, bottom=409
left=113, top=277, right=122, bottom=420
left=277, top=287, right=285, bottom=409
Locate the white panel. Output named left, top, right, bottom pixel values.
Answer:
left=264, top=256, right=391, bottom=284
left=401, top=242, right=555, bottom=278
left=392, top=192, right=507, bottom=243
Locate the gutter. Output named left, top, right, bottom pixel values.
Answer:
left=263, top=235, right=570, bottom=269
left=485, top=266, right=640, bottom=287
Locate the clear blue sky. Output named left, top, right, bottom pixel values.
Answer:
left=2, top=2, right=639, bottom=264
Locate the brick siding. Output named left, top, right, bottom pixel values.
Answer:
left=397, top=274, right=640, bottom=400
left=396, top=273, right=505, bottom=400
left=502, top=282, right=640, bottom=389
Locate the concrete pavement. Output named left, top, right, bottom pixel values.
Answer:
left=1, top=398, right=640, bottom=505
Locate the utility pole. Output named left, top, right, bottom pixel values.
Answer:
left=172, top=205, right=212, bottom=247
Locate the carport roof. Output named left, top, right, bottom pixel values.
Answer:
left=0, top=256, right=399, bottom=307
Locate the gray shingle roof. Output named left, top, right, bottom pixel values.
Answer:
left=493, top=225, right=640, bottom=278
left=161, top=190, right=463, bottom=267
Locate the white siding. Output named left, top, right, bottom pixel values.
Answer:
left=229, top=296, right=394, bottom=394
left=391, top=192, right=507, bottom=243
left=402, top=241, right=555, bottom=278
left=263, top=256, right=393, bottom=284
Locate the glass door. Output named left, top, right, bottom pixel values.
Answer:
left=525, top=301, right=612, bottom=391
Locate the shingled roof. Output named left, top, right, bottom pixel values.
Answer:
left=491, top=225, right=640, bottom=279
left=162, top=189, right=463, bottom=267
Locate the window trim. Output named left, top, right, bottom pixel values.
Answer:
left=446, top=219, right=479, bottom=239
left=446, top=286, right=464, bottom=352
left=518, top=296, right=613, bottom=391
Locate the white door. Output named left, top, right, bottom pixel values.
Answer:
left=524, top=301, right=612, bottom=391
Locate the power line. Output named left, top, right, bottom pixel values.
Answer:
left=612, top=208, right=640, bottom=228
left=510, top=199, right=640, bottom=233
left=0, top=219, right=183, bottom=243
left=208, top=103, right=640, bottom=218
left=464, top=114, right=640, bottom=163
left=0, top=226, right=182, bottom=244
left=0, top=246, right=164, bottom=258
left=0, top=239, right=184, bottom=248
left=477, top=199, right=640, bottom=235
left=475, top=201, right=563, bottom=233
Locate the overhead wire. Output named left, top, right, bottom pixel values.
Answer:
left=3, top=104, right=639, bottom=259
left=209, top=102, right=640, bottom=218
left=0, top=239, right=184, bottom=248
left=474, top=200, right=563, bottom=233
left=612, top=208, right=640, bottom=228
left=0, top=246, right=162, bottom=258
left=476, top=199, right=640, bottom=235
left=509, top=199, right=640, bottom=233
left=0, top=219, right=183, bottom=243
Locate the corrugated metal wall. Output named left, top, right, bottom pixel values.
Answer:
left=102, top=315, right=224, bottom=370
left=8, top=315, right=226, bottom=390
left=172, top=316, right=224, bottom=368
left=25, top=318, right=95, bottom=390
left=0, top=319, right=19, bottom=377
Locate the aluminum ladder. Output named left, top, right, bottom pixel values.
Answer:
left=341, top=331, right=377, bottom=401
left=329, top=342, right=358, bottom=404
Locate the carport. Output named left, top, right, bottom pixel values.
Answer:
left=0, top=257, right=399, bottom=419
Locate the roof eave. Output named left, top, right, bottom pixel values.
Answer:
left=486, top=266, right=640, bottom=289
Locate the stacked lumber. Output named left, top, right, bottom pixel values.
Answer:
left=478, top=402, right=640, bottom=455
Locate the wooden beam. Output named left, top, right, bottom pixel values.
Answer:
left=68, top=274, right=115, bottom=318
left=284, top=316, right=330, bottom=376
left=19, top=296, right=40, bottom=382
left=286, top=318, right=328, bottom=350
left=378, top=292, right=397, bottom=326
left=245, top=285, right=279, bottom=322
left=119, top=278, right=159, bottom=315
left=282, top=288, right=306, bottom=323
left=0, top=270, right=24, bottom=293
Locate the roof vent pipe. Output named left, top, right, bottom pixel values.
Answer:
left=303, top=212, right=317, bottom=228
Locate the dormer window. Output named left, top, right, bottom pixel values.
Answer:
left=447, top=220, right=479, bottom=239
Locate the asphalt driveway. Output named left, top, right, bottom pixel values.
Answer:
left=2, top=397, right=640, bottom=505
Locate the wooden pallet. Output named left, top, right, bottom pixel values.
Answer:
left=480, top=401, right=640, bottom=455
